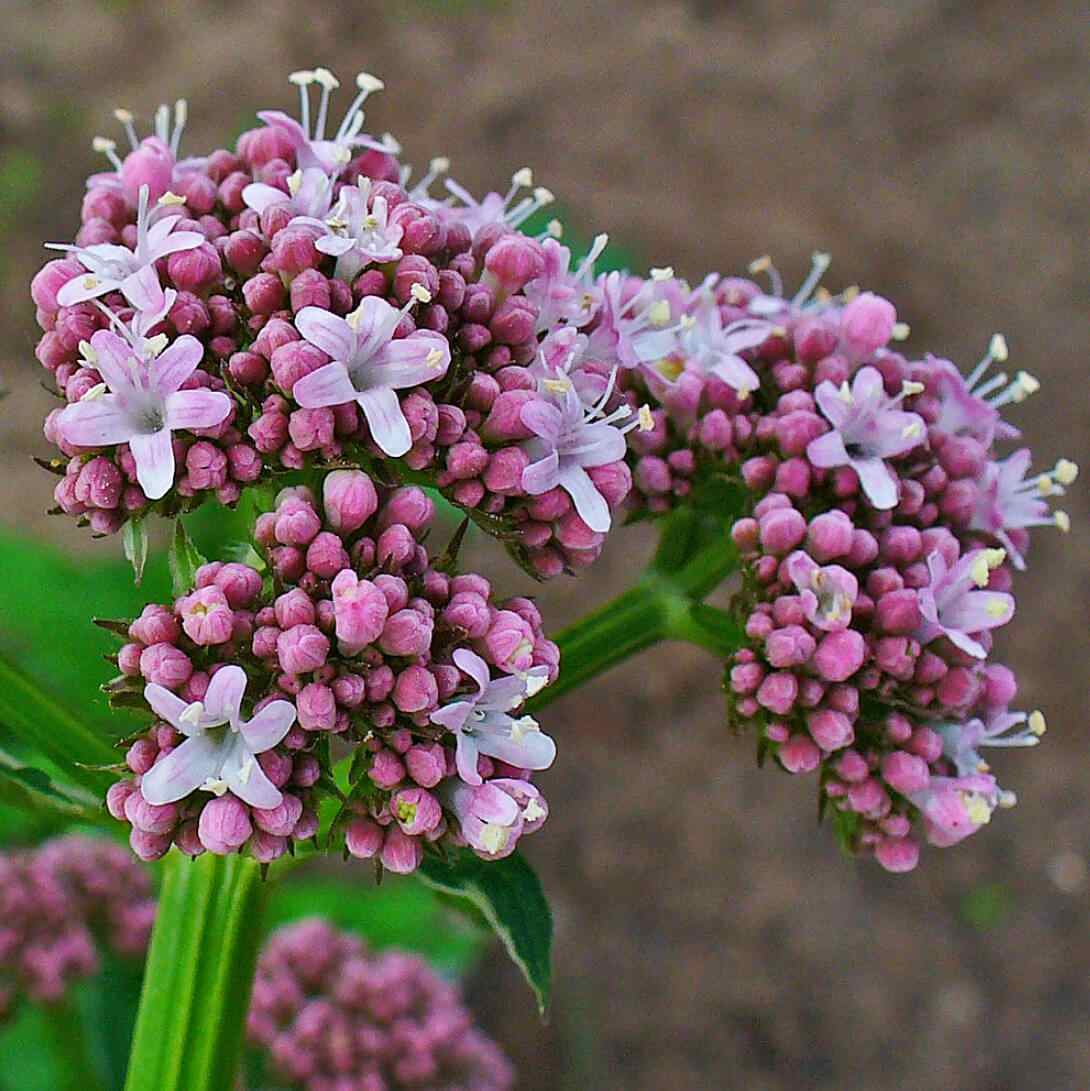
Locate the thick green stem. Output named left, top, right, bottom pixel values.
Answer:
left=124, top=852, right=267, bottom=1091
left=42, top=997, right=105, bottom=1091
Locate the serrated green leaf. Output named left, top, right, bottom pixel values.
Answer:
left=167, top=519, right=207, bottom=597
left=419, top=849, right=552, bottom=1016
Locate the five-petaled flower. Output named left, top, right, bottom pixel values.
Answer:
left=49, top=184, right=203, bottom=309
left=140, top=665, right=296, bottom=808
left=429, top=648, right=554, bottom=786
left=292, top=294, right=451, bottom=457
left=807, top=366, right=927, bottom=510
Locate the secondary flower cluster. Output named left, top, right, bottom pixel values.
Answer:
left=248, top=918, right=514, bottom=1091
left=677, top=266, right=1070, bottom=871
left=30, top=70, right=667, bottom=575
left=0, top=835, right=154, bottom=1020
left=104, top=470, right=558, bottom=871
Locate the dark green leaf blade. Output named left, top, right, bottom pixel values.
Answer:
left=419, top=849, right=552, bottom=1016
left=0, top=745, right=106, bottom=823
left=167, top=519, right=207, bottom=598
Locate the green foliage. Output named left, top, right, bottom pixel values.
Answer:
left=420, top=850, right=553, bottom=1016
left=166, top=519, right=207, bottom=598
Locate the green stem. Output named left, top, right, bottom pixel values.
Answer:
left=124, top=852, right=267, bottom=1091
left=42, top=997, right=105, bottom=1091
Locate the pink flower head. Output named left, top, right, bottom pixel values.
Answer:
left=50, top=184, right=203, bottom=309
left=969, top=449, right=1075, bottom=569
left=256, top=68, right=391, bottom=173
left=291, top=295, right=451, bottom=457
left=243, top=166, right=334, bottom=222
left=939, top=708, right=1045, bottom=778
left=520, top=371, right=635, bottom=533
left=783, top=551, right=859, bottom=631
left=906, top=773, right=1001, bottom=848
left=916, top=547, right=1014, bottom=658
left=294, top=177, right=403, bottom=281
left=140, top=666, right=295, bottom=808
left=429, top=648, right=553, bottom=786
left=56, top=324, right=231, bottom=501
left=807, top=366, right=927, bottom=509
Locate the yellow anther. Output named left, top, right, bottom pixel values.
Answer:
left=409, top=283, right=432, bottom=304
left=533, top=186, right=554, bottom=205
left=289, top=70, right=316, bottom=85
left=1028, top=710, right=1047, bottom=736
left=542, top=377, right=572, bottom=395
left=157, top=191, right=186, bottom=206
left=511, top=167, right=533, bottom=188
left=429, top=156, right=450, bottom=173
left=647, top=300, right=672, bottom=327
left=970, top=554, right=991, bottom=588
left=1054, top=510, right=1071, bottom=533
left=113, top=108, right=134, bottom=124
left=425, top=348, right=444, bottom=370
left=92, top=136, right=117, bottom=153
left=989, top=333, right=1008, bottom=362
left=984, top=548, right=1006, bottom=569
left=1037, top=474, right=1056, bottom=496
left=1055, top=458, right=1078, bottom=485
left=964, top=793, right=993, bottom=826
left=545, top=218, right=563, bottom=238
left=747, top=255, right=771, bottom=274
left=985, top=598, right=1010, bottom=619
left=522, top=798, right=547, bottom=822
left=638, top=405, right=655, bottom=431
left=891, top=322, right=910, bottom=341
left=356, top=72, right=384, bottom=92
left=312, top=67, right=340, bottom=89
left=650, top=266, right=674, bottom=282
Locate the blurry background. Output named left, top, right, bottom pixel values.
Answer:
left=1, top=1, right=1087, bottom=1087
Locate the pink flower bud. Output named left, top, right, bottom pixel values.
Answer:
left=288, top=407, right=335, bottom=452
left=277, top=624, right=330, bottom=675
left=807, top=708, right=855, bottom=751
left=758, top=507, right=807, bottom=555
left=875, top=836, right=919, bottom=873
left=881, top=751, right=931, bottom=794
left=120, top=138, right=173, bottom=204
left=392, top=665, right=438, bottom=713
left=305, top=531, right=349, bottom=578
left=840, top=292, right=896, bottom=358
left=197, top=794, right=253, bottom=854
left=391, top=787, right=442, bottom=835
left=379, top=609, right=434, bottom=658
left=322, top=470, right=378, bottom=535
left=167, top=242, right=222, bottom=293
left=274, top=498, right=321, bottom=546
left=756, top=671, right=798, bottom=715
left=779, top=734, right=821, bottom=773
left=331, top=571, right=389, bottom=655
left=139, top=643, right=193, bottom=688
left=813, top=629, right=865, bottom=682
left=297, top=682, right=336, bottom=731
left=345, top=817, right=385, bottom=859
left=405, top=743, right=446, bottom=788
left=378, top=487, right=434, bottom=534
left=380, top=826, right=423, bottom=874
left=368, top=748, right=405, bottom=789
left=271, top=340, right=330, bottom=397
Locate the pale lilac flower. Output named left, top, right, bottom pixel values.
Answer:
left=520, top=369, right=639, bottom=532
left=444, top=166, right=554, bottom=235
left=586, top=271, right=688, bottom=370
left=429, top=648, right=553, bottom=786
left=257, top=69, right=391, bottom=173
left=140, top=665, right=295, bottom=808
left=522, top=234, right=608, bottom=333
left=242, top=166, right=334, bottom=221
left=807, top=366, right=927, bottom=509
left=969, top=449, right=1075, bottom=568
left=678, top=293, right=770, bottom=396
left=905, top=773, right=1002, bottom=848
left=916, top=548, right=1014, bottom=658
left=56, top=325, right=232, bottom=500
left=940, top=709, right=1046, bottom=777
left=783, top=551, right=859, bottom=631
left=440, top=778, right=547, bottom=860
left=293, top=178, right=403, bottom=280
left=928, top=336, right=1037, bottom=444
left=50, top=185, right=203, bottom=308
left=292, top=294, right=451, bottom=457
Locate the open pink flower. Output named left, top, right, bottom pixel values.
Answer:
left=440, top=778, right=548, bottom=860
left=916, top=548, right=1014, bottom=658
left=57, top=326, right=232, bottom=500
left=905, top=773, right=1000, bottom=848
left=49, top=185, right=203, bottom=309
left=429, top=648, right=553, bottom=786
left=291, top=296, right=450, bottom=457
left=141, top=666, right=295, bottom=808
left=679, top=295, right=770, bottom=396
left=807, top=366, right=927, bottom=510
left=783, top=551, right=859, bottom=631
left=242, top=166, right=334, bottom=221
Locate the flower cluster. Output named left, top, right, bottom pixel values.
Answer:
left=105, top=469, right=558, bottom=871
left=681, top=265, right=1072, bottom=870
left=31, top=71, right=662, bottom=575
left=248, top=918, right=513, bottom=1091
left=0, top=835, right=155, bottom=1020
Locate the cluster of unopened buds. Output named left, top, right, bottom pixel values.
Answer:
left=0, top=835, right=155, bottom=1019
left=29, top=69, right=1073, bottom=875
left=104, top=470, right=557, bottom=872
left=248, top=918, right=514, bottom=1090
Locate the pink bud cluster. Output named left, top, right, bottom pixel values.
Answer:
left=247, top=918, right=514, bottom=1091
left=105, top=470, right=558, bottom=870
left=0, top=835, right=154, bottom=1020
left=30, top=74, right=640, bottom=575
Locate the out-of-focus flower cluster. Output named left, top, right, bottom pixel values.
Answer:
left=0, top=835, right=155, bottom=1020
left=104, top=470, right=558, bottom=872
left=607, top=255, right=1072, bottom=870
left=248, top=918, right=513, bottom=1091
left=31, top=69, right=657, bottom=576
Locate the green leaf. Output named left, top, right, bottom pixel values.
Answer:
left=0, top=651, right=117, bottom=791
left=167, top=519, right=207, bottom=598
left=124, top=852, right=266, bottom=1091
left=0, top=746, right=106, bottom=823
left=122, top=518, right=149, bottom=586
left=419, top=849, right=553, bottom=1016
